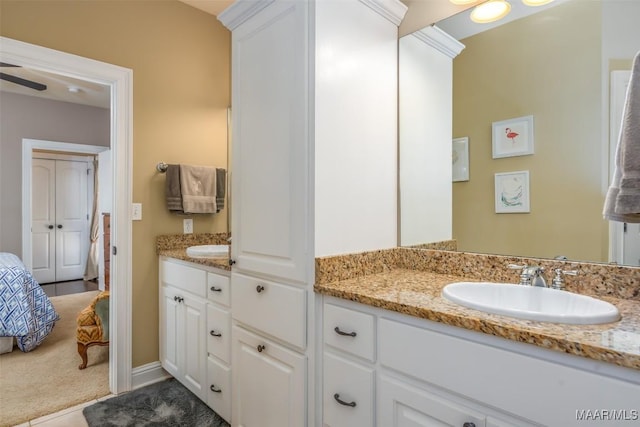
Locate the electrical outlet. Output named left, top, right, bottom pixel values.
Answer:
left=183, top=218, right=193, bottom=234
left=132, top=203, right=142, bottom=221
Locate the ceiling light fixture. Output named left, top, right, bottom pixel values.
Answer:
left=470, top=0, right=512, bottom=23
left=522, top=0, right=554, bottom=5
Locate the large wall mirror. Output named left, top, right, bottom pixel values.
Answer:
left=400, top=0, right=640, bottom=266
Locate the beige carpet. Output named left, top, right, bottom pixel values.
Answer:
left=0, top=290, right=110, bottom=427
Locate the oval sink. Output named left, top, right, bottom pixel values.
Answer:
left=186, top=244, right=229, bottom=258
left=442, top=282, right=620, bottom=325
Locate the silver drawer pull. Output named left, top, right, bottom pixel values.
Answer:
left=334, top=326, right=357, bottom=337
left=210, top=330, right=222, bottom=337
left=210, top=384, right=222, bottom=393
left=257, top=344, right=266, bottom=352
left=210, top=286, right=222, bottom=292
left=256, top=285, right=265, bottom=293
left=334, top=393, right=356, bottom=407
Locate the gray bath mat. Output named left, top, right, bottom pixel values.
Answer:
left=83, top=378, right=229, bottom=427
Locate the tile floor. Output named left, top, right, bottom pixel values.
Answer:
left=40, top=279, right=99, bottom=297
left=13, top=395, right=115, bottom=427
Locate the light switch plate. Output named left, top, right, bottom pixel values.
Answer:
left=183, top=218, right=193, bottom=234
left=132, top=203, right=142, bottom=220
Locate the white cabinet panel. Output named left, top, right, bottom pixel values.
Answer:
left=232, top=272, right=306, bottom=348
left=232, top=326, right=305, bottom=427
left=207, top=304, right=231, bottom=364
left=378, top=374, right=485, bottom=427
left=160, top=259, right=207, bottom=297
left=323, top=302, right=375, bottom=362
left=207, top=272, right=230, bottom=307
left=323, top=352, right=374, bottom=427
left=230, top=0, right=309, bottom=284
left=207, top=355, right=231, bottom=424
left=159, top=286, right=180, bottom=378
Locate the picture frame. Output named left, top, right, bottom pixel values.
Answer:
left=452, top=137, right=469, bottom=182
left=495, top=171, right=530, bottom=213
left=492, top=115, right=534, bottom=159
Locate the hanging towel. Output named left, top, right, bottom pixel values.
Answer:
left=180, top=164, right=217, bottom=214
left=216, top=168, right=226, bottom=212
left=604, top=51, right=640, bottom=223
left=165, top=164, right=183, bottom=212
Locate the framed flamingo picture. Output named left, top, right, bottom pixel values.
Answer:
left=491, top=115, right=534, bottom=159
left=495, top=171, right=530, bottom=213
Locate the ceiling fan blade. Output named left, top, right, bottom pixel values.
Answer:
left=0, top=72, right=47, bottom=91
left=0, top=62, right=20, bottom=67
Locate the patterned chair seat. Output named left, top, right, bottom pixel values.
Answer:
left=76, top=291, right=109, bottom=370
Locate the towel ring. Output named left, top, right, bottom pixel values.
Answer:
left=156, top=162, right=169, bottom=173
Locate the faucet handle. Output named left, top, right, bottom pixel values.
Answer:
left=507, top=264, right=531, bottom=286
left=507, top=263, right=527, bottom=270
left=551, top=268, right=577, bottom=290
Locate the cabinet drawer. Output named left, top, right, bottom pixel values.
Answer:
left=232, top=273, right=306, bottom=348
left=207, top=355, right=231, bottom=424
left=323, top=352, right=374, bottom=427
left=323, top=303, right=375, bottom=362
left=207, top=272, right=230, bottom=306
left=207, top=304, right=231, bottom=364
left=160, top=259, right=207, bottom=298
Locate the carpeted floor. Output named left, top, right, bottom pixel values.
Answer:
left=83, top=378, right=229, bottom=427
left=0, top=290, right=110, bottom=427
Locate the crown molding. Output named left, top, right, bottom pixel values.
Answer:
left=359, top=0, right=408, bottom=26
left=413, top=25, right=465, bottom=59
left=217, top=0, right=276, bottom=31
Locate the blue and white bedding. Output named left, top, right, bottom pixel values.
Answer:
left=0, top=252, right=59, bottom=352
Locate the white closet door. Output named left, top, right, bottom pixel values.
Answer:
left=31, top=158, right=90, bottom=283
left=54, top=159, right=89, bottom=282
left=32, top=159, right=56, bottom=284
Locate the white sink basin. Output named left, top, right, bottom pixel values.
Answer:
left=186, top=244, right=229, bottom=258
left=442, top=282, right=620, bottom=325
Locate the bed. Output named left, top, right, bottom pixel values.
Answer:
left=0, top=252, right=59, bottom=352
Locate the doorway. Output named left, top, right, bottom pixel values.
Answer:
left=1, top=36, right=133, bottom=395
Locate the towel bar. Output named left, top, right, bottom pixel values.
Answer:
left=156, top=162, right=169, bottom=173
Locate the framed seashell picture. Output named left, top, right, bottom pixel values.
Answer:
left=495, top=170, right=530, bottom=213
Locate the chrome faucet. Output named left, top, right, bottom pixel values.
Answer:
left=508, top=264, right=546, bottom=287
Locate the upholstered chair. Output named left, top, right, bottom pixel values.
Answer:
left=76, top=291, right=109, bottom=370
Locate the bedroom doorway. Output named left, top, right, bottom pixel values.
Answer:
left=0, top=36, right=133, bottom=396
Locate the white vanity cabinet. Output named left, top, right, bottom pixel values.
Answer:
left=159, top=258, right=208, bottom=400
left=159, top=257, right=232, bottom=422
left=321, top=296, right=640, bottom=427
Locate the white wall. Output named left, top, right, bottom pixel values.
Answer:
left=399, top=29, right=462, bottom=246
left=0, top=92, right=109, bottom=255
left=314, top=0, right=400, bottom=256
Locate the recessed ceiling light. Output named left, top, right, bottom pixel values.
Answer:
left=470, top=0, right=512, bottom=23
left=68, top=86, right=81, bottom=93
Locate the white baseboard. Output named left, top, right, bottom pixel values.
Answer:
left=131, top=361, right=172, bottom=390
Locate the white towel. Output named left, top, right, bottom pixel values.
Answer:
left=180, top=165, right=217, bottom=214
left=604, top=51, right=640, bottom=223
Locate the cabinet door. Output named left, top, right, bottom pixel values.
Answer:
left=159, top=286, right=180, bottom=378
left=323, top=352, right=374, bottom=427
left=232, top=326, right=305, bottom=427
left=181, top=293, right=207, bottom=400
left=230, top=0, right=309, bottom=284
left=378, top=374, right=485, bottom=427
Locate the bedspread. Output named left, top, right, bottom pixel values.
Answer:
left=0, top=252, right=59, bottom=352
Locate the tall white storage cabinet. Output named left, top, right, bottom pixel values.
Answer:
left=218, top=0, right=407, bottom=425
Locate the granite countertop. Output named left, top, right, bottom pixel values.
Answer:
left=158, top=248, right=230, bottom=271
left=314, top=268, right=640, bottom=371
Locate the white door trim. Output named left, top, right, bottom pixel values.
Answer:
left=2, top=36, right=133, bottom=394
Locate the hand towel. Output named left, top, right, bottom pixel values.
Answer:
left=604, top=50, right=640, bottom=223
left=216, top=168, right=226, bottom=212
left=180, top=165, right=217, bottom=214
left=165, top=164, right=183, bottom=212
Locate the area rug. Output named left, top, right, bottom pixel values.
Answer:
left=83, top=378, right=229, bottom=427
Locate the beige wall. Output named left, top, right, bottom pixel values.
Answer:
left=0, top=0, right=231, bottom=367
left=452, top=0, right=607, bottom=262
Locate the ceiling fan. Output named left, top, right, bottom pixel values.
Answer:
left=0, top=62, right=47, bottom=91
